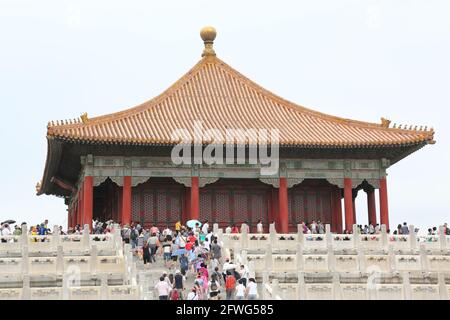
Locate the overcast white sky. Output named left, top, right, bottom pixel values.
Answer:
left=0, top=0, right=448, bottom=232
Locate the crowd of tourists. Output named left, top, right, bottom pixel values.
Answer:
left=118, top=220, right=258, bottom=300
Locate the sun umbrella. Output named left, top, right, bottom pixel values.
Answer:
left=2, top=220, right=15, bottom=225
left=186, top=220, right=202, bottom=229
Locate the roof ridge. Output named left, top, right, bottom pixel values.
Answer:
left=211, top=57, right=433, bottom=136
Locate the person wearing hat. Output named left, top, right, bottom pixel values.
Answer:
left=13, top=225, right=21, bottom=236
left=174, top=270, right=185, bottom=300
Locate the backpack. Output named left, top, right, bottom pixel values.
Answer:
left=210, top=281, right=218, bottom=292
left=233, top=270, right=241, bottom=281
left=225, top=276, right=236, bottom=289
left=171, top=289, right=180, bottom=300
left=130, top=229, right=138, bottom=240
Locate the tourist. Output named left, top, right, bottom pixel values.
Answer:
left=155, top=276, right=171, bottom=300
left=241, top=222, right=250, bottom=234
left=210, top=239, right=222, bottom=269
left=175, top=220, right=182, bottom=232
left=122, top=225, right=131, bottom=244
left=401, top=222, right=409, bottom=235
left=246, top=278, right=258, bottom=300
left=310, top=220, right=317, bottom=234
left=369, top=223, right=375, bottom=234
left=13, top=225, right=21, bottom=236
left=162, top=236, right=173, bottom=268
left=187, top=287, right=199, bottom=300
left=130, top=225, right=139, bottom=249
left=225, top=225, right=232, bottom=234
left=0, top=224, right=11, bottom=242
left=147, top=232, right=160, bottom=263
left=150, top=225, right=159, bottom=236
left=174, top=270, right=185, bottom=300
left=231, top=224, right=239, bottom=234
left=317, top=221, right=325, bottom=234
left=179, top=252, right=189, bottom=275
left=163, top=226, right=172, bottom=237
left=256, top=219, right=263, bottom=234
left=225, top=270, right=236, bottom=300
left=202, top=220, right=209, bottom=235
left=235, top=279, right=246, bottom=300
left=208, top=273, right=221, bottom=300
left=143, top=239, right=151, bottom=265
left=239, top=264, right=249, bottom=287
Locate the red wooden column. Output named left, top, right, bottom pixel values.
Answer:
left=191, top=177, right=199, bottom=220
left=278, top=178, right=289, bottom=234
left=332, top=189, right=343, bottom=233
left=122, top=176, right=132, bottom=226
left=83, top=176, right=93, bottom=229
left=379, top=177, right=389, bottom=231
left=344, top=178, right=354, bottom=232
left=366, top=188, right=377, bottom=225
left=77, top=187, right=82, bottom=227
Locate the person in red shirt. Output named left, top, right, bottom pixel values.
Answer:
left=231, top=224, right=239, bottom=234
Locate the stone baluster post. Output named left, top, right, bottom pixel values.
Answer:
left=402, top=272, right=412, bottom=300
left=419, top=244, right=429, bottom=272
left=22, top=274, right=30, bottom=300
left=217, top=229, right=224, bottom=245
left=114, top=227, right=122, bottom=255
left=100, top=273, right=109, bottom=300
left=21, top=245, right=29, bottom=275
left=439, top=226, right=447, bottom=251
left=20, top=223, right=28, bottom=246
left=56, top=245, right=64, bottom=275
left=82, top=224, right=90, bottom=251
left=269, top=223, right=277, bottom=248
left=438, top=273, right=448, bottom=300
left=248, top=260, right=256, bottom=278
left=241, top=250, right=248, bottom=266
left=271, top=278, right=280, bottom=299
left=296, top=243, right=304, bottom=271
left=327, top=245, right=336, bottom=272
left=262, top=271, right=269, bottom=300
left=326, top=224, right=332, bottom=248
left=241, top=224, right=248, bottom=249
left=357, top=246, right=366, bottom=273
left=352, top=224, right=360, bottom=250
left=381, top=224, right=388, bottom=251
left=297, top=272, right=306, bottom=300
left=53, top=225, right=60, bottom=249
left=388, top=245, right=396, bottom=273
left=297, top=224, right=304, bottom=247
left=332, top=273, right=342, bottom=300
left=90, top=245, right=98, bottom=274
left=265, top=243, right=273, bottom=271
left=213, top=223, right=219, bottom=235
left=409, top=225, right=417, bottom=251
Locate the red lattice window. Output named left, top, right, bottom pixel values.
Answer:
left=156, top=192, right=167, bottom=224
left=215, top=192, right=230, bottom=224
left=234, top=192, right=248, bottom=223
left=131, top=191, right=140, bottom=222
left=289, top=192, right=305, bottom=224
left=143, top=192, right=154, bottom=224
left=200, top=192, right=213, bottom=222
left=250, top=193, right=268, bottom=225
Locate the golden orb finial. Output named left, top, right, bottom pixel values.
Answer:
left=200, top=26, right=217, bottom=57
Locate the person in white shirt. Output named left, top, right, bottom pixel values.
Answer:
left=246, top=278, right=258, bottom=300
left=187, top=287, right=199, bottom=300
left=225, top=225, right=232, bottom=234
left=256, top=220, right=263, bottom=234
left=239, top=264, right=249, bottom=287
left=240, top=222, right=250, bottom=234
left=155, top=276, right=171, bottom=300
left=202, top=221, right=209, bottom=235
left=235, top=280, right=246, bottom=300
left=163, top=226, right=172, bottom=237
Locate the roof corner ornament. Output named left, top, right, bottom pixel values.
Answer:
left=380, top=117, right=391, bottom=128
left=80, top=112, right=89, bottom=124
left=200, top=26, right=217, bottom=57
left=36, top=181, right=42, bottom=194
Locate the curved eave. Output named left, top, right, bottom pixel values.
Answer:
left=46, top=134, right=435, bottom=149
left=37, top=137, right=63, bottom=196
